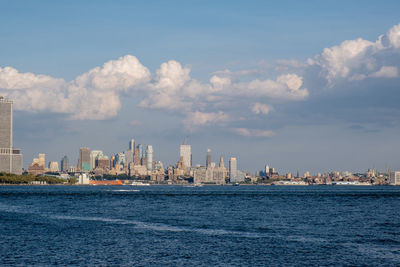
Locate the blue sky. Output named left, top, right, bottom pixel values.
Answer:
left=1, top=0, right=400, bottom=174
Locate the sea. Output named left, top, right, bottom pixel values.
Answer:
left=0, top=185, right=399, bottom=266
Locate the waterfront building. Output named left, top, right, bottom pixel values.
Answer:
left=206, top=149, right=211, bottom=168
left=78, top=173, right=90, bottom=185
left=60, top=155, right=69, bottom=172
left=28, top=153, right=46, bottom=175
left=193, top=166, right=226, bottom=184
left=179, top=144, right=192, bottom=168
left=390, top=172, right=400, bottom=185
left=229, top=157, right=238, bottom=182
left=0, top=97, right=22, bottom=174
left=235, top=170, right=246, bottom=182
left=78, top=147, right=91, bottom=172
left=90, top=150, right=103, bottom=171
left=146, top=145, right=153, bottom=171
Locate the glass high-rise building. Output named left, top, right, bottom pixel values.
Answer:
left=206, top=149, right=211, bottom=168
left=61, top=155, right=69, bottom=172
left=180, top=144, right=192, bottom=168
left=0, top=97, right=22, bottom=174
left=78, top=147, right=91, bottom=172
left=90, top=150, right=103, bottom=170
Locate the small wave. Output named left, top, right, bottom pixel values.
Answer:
left=0, top=203, right=34, bottom=215
left=108, top=189, right=140, bottom=192
left=49, top=214, right=267, bottom=238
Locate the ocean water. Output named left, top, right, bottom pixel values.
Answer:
left=0, top=185, right=399, bottom=266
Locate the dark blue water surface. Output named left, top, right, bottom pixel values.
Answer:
left=0, top=185, right=399, bottom=266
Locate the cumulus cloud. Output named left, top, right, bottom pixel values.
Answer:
left=234, top=128, right=275, bottom=138
left=183, top=111, right=229, bottom=130
left=0, top=55, right=150, bottom=120
left=251, top=103, right=273, bottom=115
left=3, top=23, right=400, bottom=134
left=369, top=66, right=398, bottom=78
left=309, top=23, right=400, bottom=85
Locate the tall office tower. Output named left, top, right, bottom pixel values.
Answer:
left=60, top=155, right=69, bottom=172
left=78, top=147, right=91, bottom=172
left=219, top=156, right=225, bottom=168
left=146, top=145, right=153, bottom=171
left=124, top=150, right=133, bottom=166
left=133, top=147, right=140, bottom=165
left=206, top=149, right=211, bottom=168
left=0, top=97, right=22, bottom=174
left=129, top=138, right=135, bottom=164
left=129, top=139, right=135, bottom=152
left=137, top=144, right=144, bottom=164
left=229, top=157, right=237, bottom=182
left=265, top=165, right=270, bottom=176
left=180, top=144, right=192, bottom=168
left=90, top=150, right=103, bottom=170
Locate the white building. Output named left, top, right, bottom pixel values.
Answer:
left=390, top=171, right=400, bottom=185
left=179, top=144, right=192, bottom=168
left=229, top=157, right=238, bottom=182
left=48, top=161, right=59, bottom=172
left=78, top=173, right=90, bottom=185
left=146, top=145, right=153, bottom=171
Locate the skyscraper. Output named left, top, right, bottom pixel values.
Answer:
left=90, top=150, right=103, bottom=170
left=129, top=138, right=135, bottom=164
left=219, top=156, right=224, bottom=168
left=137, top=144, right=144, bottom=164
left=146, top=145, right=153, bottom=171
left=129, top=139, right=135, bottom=152
left=78, top=147, right=91, bottom=172
left=229, top=157, right=237, bottom=182
left=0, top=97, right=22, bottom=174
left=206, top=149, right=211, bottom=168
left=180, top=144, right=192, bottom=168
left=61, top=155, right=69, bottom=172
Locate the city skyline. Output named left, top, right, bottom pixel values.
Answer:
left=1, top=1, right=400, bottom=173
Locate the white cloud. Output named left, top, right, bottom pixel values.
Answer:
left=369, top=66, right=398, bottom=78
left=0, top=55, right=150, bottom=120
left=309, top=23, right=400, bottom=84
left=251, top=103, right=273, bottom=115
left=183, top=111, right=229, bottom=130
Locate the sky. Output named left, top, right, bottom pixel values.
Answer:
left=1, top=0, right=400, bottom=174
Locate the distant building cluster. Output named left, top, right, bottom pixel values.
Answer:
left=0, top=96, right=399, bottom=186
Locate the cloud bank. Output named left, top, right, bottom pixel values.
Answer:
left=1, top=23, right=400, bottom=136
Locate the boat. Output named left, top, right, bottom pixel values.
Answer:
left=232, top=183, right=240, bottom=186
left=130, top=181, right=151, bottom=186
